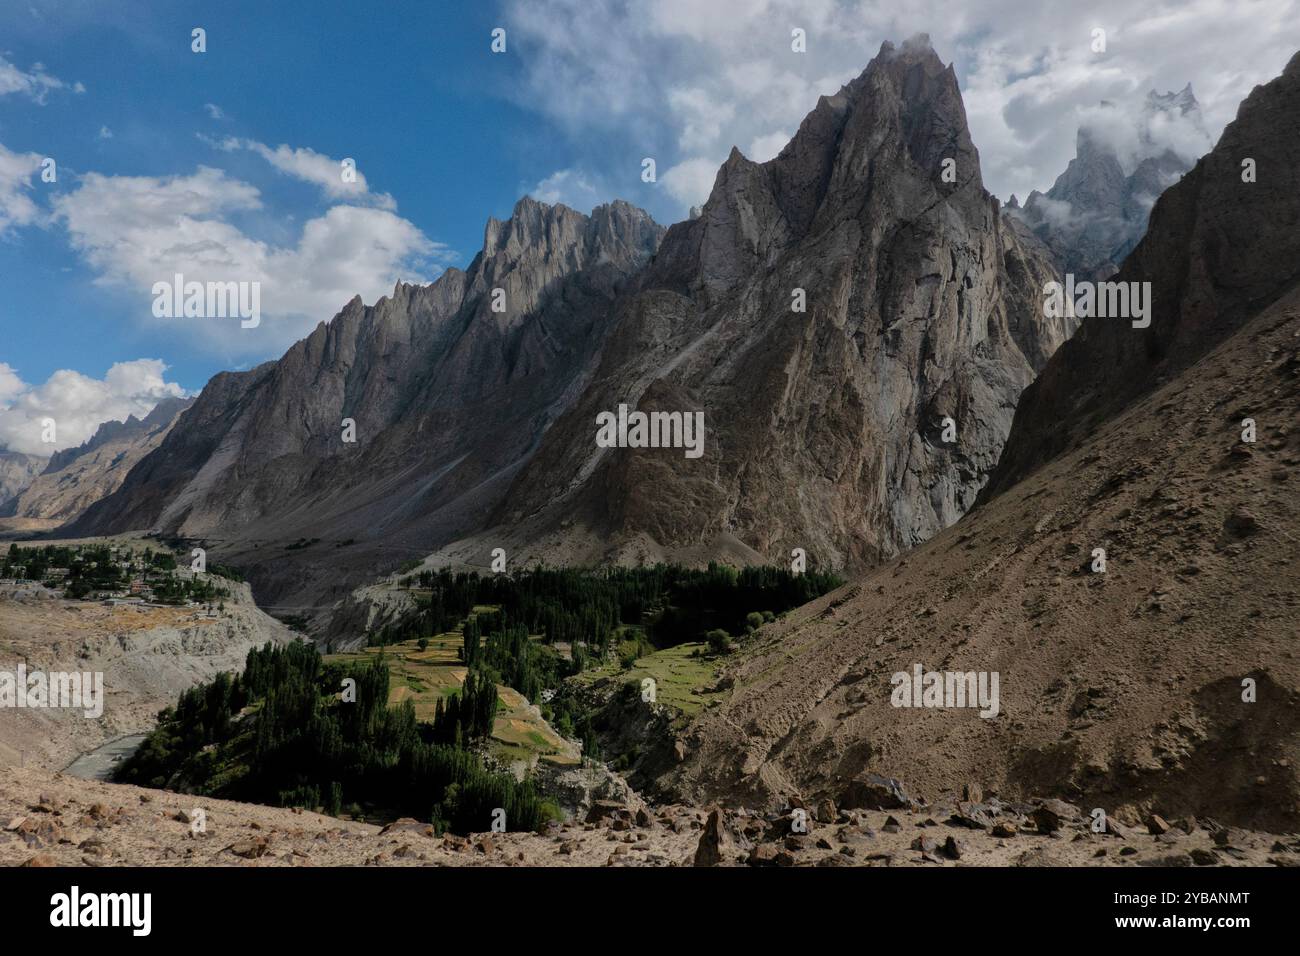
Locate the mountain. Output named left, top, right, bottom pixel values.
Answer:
left=426, top=36, right=1071, bottom=574
left=1, top=397, right=192, bottom=523
left=65, top=200, right=664, bottom=610
left=66, top=38, right=1071, bottom=617
left=65, top=37, right=1070, bottom=619
left=659, top=52, right=1300, bottom=831
left=1011, top=85, right=1209, bottom=280
left=0, top=451, right=47, bottom=510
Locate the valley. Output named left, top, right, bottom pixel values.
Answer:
left=1, top=30, right=1297, bottom=877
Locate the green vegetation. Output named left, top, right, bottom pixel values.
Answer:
left=376, top=562, right=841, bottom=659
left=117, top=562, right=841, bottom=832
left=116, top=640, right=553, bottom=834
left=571, top=641, right=725, bottom=718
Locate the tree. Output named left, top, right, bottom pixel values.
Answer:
left=706, top=629, right=732, bottom=655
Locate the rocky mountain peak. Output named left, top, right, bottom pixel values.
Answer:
left=655, top=36, right=984, bottom=304
left=1012, top=78, right=1210, bottom=280
left=446, top=39, right=1070, bottom=574
left=985, top=47, right=1300, bottom=497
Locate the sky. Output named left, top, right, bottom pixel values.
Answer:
left=0, top=0, right=1296, bottom=455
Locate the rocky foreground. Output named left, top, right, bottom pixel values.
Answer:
left=2, top=767, right=1295, bottom=867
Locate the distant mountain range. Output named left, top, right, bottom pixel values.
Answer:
left=0, top=451, right=46, bottom=510
left=52, top=40, right=1238, bottom=652
left=1008, top=85, right=1209, bottom=280
left=1, top=397, right=192, bottom=523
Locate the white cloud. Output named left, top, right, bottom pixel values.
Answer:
left=0, top=141, right=44, bottom=236
left=211, top=137, right=395, bottom=209
left=0, top=55, right=78, bottom=103
left=504, top=0, right=1300, bottom=210
left=661, top=158, right=720, bottom=209
left=0, top=360, right=187, bottom=455
left=204, top=103, right=225, bottom=120
left=51, top=165, right=448, bottom=356
left=748, top=131, right=792, bottom=163
left=97, top=125, right=112, bottom=140
left=0, top=364, right=24, bottom=405
left=528, top=168, right=603, bottom=211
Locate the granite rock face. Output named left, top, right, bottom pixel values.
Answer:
left=68, top=38, right=1072, bottom=610
left=66, top=199, right=664, bottom=609
left=2, top=397, right=192, bottom=522
left=662, top=55, right=1300, bottom=824
left=1011, top=86, right=1208, bottom=281
left=436, top=37, right=1072, bottom=572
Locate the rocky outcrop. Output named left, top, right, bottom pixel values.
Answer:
left=430, top=36, right=1071, bottom=573
left=2, top=398, right=192, bottom=523
left=1011, top=86, right=1208, bottom=280
left=4, top=766, right=1290, bottom=866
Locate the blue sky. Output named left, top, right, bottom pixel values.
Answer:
left=1, top=0, right=1296, bottom=455
left=0, top=0, right=595, bottom=392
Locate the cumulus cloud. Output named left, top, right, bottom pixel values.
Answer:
left=748, top=131, right=793, bottom=163
left=0, top=360, right=188, bottom=455
left=204, top=103, right=225, bottom=120
left=0, top=142, right=45, bottom=235
left=661, top=157, right=721, bottom=208
left=503, top=0, right=1299, bottom=212
left=51, top=165, right=448, bottom=355
left=210, top=137, right=395, bottom=208
left=0, top=55, right=79, bottom=103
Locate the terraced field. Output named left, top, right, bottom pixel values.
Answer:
left=324, top=613, right=580, bottom=768
left=571, top=641, right=726, bottom=720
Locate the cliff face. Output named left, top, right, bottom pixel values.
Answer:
left=432, top=37, right=1071, bottom=573
left=66, top=199, right=664, bottom=609
left=2, top=398, right=192, bottom=523
left=66, top=39, right=1073, bottom=614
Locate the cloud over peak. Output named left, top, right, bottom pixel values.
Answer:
left=0, top=359, right=188, bottom=455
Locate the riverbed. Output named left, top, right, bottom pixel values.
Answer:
left=63, top=733, right=148, bottom=781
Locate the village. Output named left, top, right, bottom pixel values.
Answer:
left=0, top=541, right=232, bottom=613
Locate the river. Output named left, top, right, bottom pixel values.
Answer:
left=63, top=733, right=149, bottom=781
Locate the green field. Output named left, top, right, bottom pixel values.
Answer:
left=324, top=621, right=580, bottom=767
left=570, top=641, right=725, bottom=718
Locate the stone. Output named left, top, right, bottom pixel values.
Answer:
left=841, top=773, right=916, bottom=811
left=1146, top=814, right=1171, bottom=835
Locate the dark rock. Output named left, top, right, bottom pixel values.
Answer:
left=840, top=773, right=917, bottom=811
